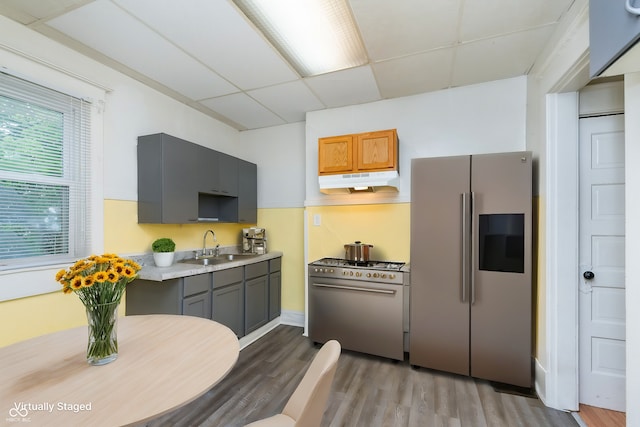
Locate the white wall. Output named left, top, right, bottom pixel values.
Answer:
left=238, top=122, right=306, bottom=209
left=104, top=81, right=239, bottom=202
left=305, top=76, right=528, bottom=205
left=0, top=15, right=241, bottom=300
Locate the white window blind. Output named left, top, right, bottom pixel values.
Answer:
left=0, top=71, right=91, bottom=270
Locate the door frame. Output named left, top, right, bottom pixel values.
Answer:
left=544, top=91, right=581, bottom=411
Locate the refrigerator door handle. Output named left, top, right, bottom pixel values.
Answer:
left=470, top=191, right=476, bottom=305
left=461, top=193, right=468, bottom=302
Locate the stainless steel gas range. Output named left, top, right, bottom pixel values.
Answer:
left=308, top=257, right=409, bottom=361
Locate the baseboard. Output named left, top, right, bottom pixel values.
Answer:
left=279, top=309, right=304, bottom=327
left=535, top=357, right=548, bottom=405
left=239, top=318, right=280, bottom=350
left=238, top=311, right=305, bottom=350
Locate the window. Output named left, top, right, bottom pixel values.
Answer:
left=0, top=72, right=91, bottom=270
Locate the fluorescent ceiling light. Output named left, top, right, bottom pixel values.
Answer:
left=234, top=0, right=368, bottom=77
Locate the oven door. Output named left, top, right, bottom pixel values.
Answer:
left=308, top=276, right=404, bottom=360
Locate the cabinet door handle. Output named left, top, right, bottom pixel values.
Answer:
left=313, top=283, right=395, bottom=295
left=627, top=0, right=640, bottom=15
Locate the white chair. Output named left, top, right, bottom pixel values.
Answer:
left=245, top=340, right=341, bottom=427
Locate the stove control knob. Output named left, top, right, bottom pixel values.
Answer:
left=349, top=271, right=354, bottom=276
left=329, top=269, right=334, bottom=273
left=373, top=273, right=379, bottom=278
left=356, top=272, right=361, bottom=277
left=342, top=271, right=347, bottom=276
left=389, top=274, right=396, bottom=279
left=381, top=273, right=387, bottom=279
left=366, top=273, right=371, bottom=278
left=314, top=268, right=319, bottom=273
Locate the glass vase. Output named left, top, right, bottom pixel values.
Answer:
left=85, top=301, right=119, bottom=365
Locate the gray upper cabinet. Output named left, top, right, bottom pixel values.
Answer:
left=590, top=0, right=640, bottom=76
left=238, top=159, right=257, bottom=223
left=138, top=134, right=199, bottom=223
left=137, top=133, right=256, bottom=224
left=197, top=148, right=220, bottom=194
left=218, top=153, right=239, bottom=196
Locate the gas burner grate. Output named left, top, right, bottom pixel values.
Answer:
left=311, top=257, right=405, bottom=271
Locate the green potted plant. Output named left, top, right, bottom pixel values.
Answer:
left=152, top=237, right=176, bottom=267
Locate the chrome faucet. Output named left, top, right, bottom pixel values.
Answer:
left=202, top=229, right=219, bottom=257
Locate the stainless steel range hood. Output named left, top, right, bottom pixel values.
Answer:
left=319, top=171, right=399, bottom=194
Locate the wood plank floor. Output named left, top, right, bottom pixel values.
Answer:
left=137, top=325, right=578, bottom=427
left=578, top=404, right=626, bottom=427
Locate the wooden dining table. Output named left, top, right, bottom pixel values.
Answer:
left=0, top=314, right=239, bottom=426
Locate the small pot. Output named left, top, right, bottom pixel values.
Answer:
left=344, top=241, right=373, bottom=263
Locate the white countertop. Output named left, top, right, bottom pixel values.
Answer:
left=137, top=251, right=282, bottom=281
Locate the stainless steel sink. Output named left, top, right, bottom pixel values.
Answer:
left=179, top=253, right=260, bottom=266
left=220, top=253, right=260, bottom=261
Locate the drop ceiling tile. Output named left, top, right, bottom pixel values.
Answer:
left=373, top=48, right=455, bottom=98
left=46, top=0, right=237, bottom=99
left=460, top=0, right=573, bottom=41
left=201, top=92, right=285, bottom=130
left=452, top=26, right=555, bottom=88
left=248, top=81, right=324, bottom=123
left=114, top=0, right=298, bottom=90
left=0, top=0, right=92, bottom=24
left=305, top=66, right=380, bottom=108
left=350, top=0, right=462, bottom=60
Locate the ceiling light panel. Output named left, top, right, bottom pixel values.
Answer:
left=234, top=0, right=368, bottom=77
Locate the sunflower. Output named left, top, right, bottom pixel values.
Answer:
left=106, top=271, right=120, bottom=282
left=94, top=271, right=108, bottom=283
left=82, top=276, right=95, bottom=288
left=122, top=266, right=136, bottom=279
left=70, top=277, right=83, bottom=290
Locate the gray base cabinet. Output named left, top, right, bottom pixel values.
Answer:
left=269, top=258, right=281, bottom=320
left=126, top=256, right=282, bottom=338
left=212, top=267, right=244, bottom=337
left=245, top=261, right=269, bottom=334
left=126, top=273, right=211, bottom=319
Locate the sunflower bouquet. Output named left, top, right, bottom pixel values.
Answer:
left=56, top=254, right=142, bottom=364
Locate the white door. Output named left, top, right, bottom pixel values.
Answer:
left=579, top=114, right=626, bottom=412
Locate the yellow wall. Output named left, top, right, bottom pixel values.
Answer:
left=306, top=203, right=411, bottom=264
left=104, top=200, right=247, bottom=253
left=257, top=208, right=305, bottom=312
left=0, top=200, right=305, bottom=347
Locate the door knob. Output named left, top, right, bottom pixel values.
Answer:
left=583, top=271, right=595, bottom=280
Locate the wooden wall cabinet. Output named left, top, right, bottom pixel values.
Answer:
left=318, top=129, right=397, bottom=176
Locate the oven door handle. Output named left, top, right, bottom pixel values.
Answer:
left=312, top=283, right=396, bottom=295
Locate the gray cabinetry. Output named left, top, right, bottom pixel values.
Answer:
left=137, top=133, right=256, bottom=224
left=212, top=267, right=244, bottom=337
left=269, top=258, right=281, bottom=320
left=244, top=261, right=269, bottom=334
left=126, top=273, right=211, bottom=319
left=238, top=159, right=257, bottom=223
left=197, top=148, right=219, bottom=194
left=219, top=153, right=239, bottom=196
left=127, top=256, right=282, bottom=336
left=138, top=134, right=199, bottom=223
left=590, top=0, right=640, bottom=76
left=182, top=274, right=211, bottom=318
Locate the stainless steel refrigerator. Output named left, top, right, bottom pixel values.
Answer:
left=409, top=151, right=532, bottom=388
